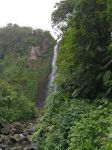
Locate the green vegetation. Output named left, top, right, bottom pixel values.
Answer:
left=0, top=24, right=55, bottom=122
left=34, top=0, right=112, bottom=149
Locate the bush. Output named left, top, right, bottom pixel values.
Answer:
left=34, top=95, right=112, bottom=150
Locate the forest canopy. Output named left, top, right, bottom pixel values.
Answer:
left=0, top=24, right=55, bottom=122
left=34, top=0, right=112, bottom=150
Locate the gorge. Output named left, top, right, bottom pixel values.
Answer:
left=0, top=24, right=56, bottom=150
left=0, top=0, right=112, bottom=150
left=0, top=43, right=58, bottom=150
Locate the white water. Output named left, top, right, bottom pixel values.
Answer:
left=37, top=44, right=58, bottom=107
left=48, top=44, right=58, bottom=92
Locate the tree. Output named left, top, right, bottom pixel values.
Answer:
left=52, top=0, right=74, bottom=32
left=55, top=0, right=111, bottom=99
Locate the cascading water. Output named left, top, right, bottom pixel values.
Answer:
left=3, top=45, right=59, bottom=149
left=37, top=44, right=58, bottom=107
left=48, top=44, right=58, bottom=93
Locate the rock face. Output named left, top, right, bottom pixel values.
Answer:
left=27, top=46, right=42, bottom=68
left=0, top=122, right=5, bottom=129
left=0, top=120, right=37, bottom=150
left=29, top=47, right=41, bottom=61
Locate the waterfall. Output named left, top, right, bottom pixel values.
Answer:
left=48, top=44, right=58, bottom=93
left=37, top=44, right=58, bottom=107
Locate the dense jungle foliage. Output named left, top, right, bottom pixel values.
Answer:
left=34, top=0, right=112, bottom=149
left=0, top=24, right=55, bottom=122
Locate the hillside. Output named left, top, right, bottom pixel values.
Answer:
left=34, top=0, right=112, bottom=150
left=0, top=24, right=56, bottom=122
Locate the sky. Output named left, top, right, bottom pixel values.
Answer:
left=0, top=0, right=60, bottom=38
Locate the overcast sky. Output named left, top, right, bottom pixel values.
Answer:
left=0, top=0, right=60, bottom=37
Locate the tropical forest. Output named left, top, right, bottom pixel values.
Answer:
left=0, top=0, right=112, bottom=150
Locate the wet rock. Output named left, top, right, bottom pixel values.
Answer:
left=10, top=128, right=17, bottom=135
left=0, top=127, right=10, bottom=135
left=30, top=127, right=35, bottom=133
left=0, top=144, right=2, bottom=148
left=0, top=134, right=6, bottom=142
left=11, top=123, right=23, bottom=134
left=22, top=131, right=28, bottom=137
left=26, top=135, right=32, bottom=142
left=0, top=139, right=2, bottom=144
left=0, top=136, right=4, bottom=144
left=10, top=134, right=22, bottom=143
left=5, top=136, right=12, bottom=145
left=10, top=146, right=22, bottom=150
left=0, top=120, right=36, bottom=149
left=23, top=147, right=36, bottom=150
left=0, top=122, right=5, bottom=129
left=0, top=143, right=7, bottom=149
